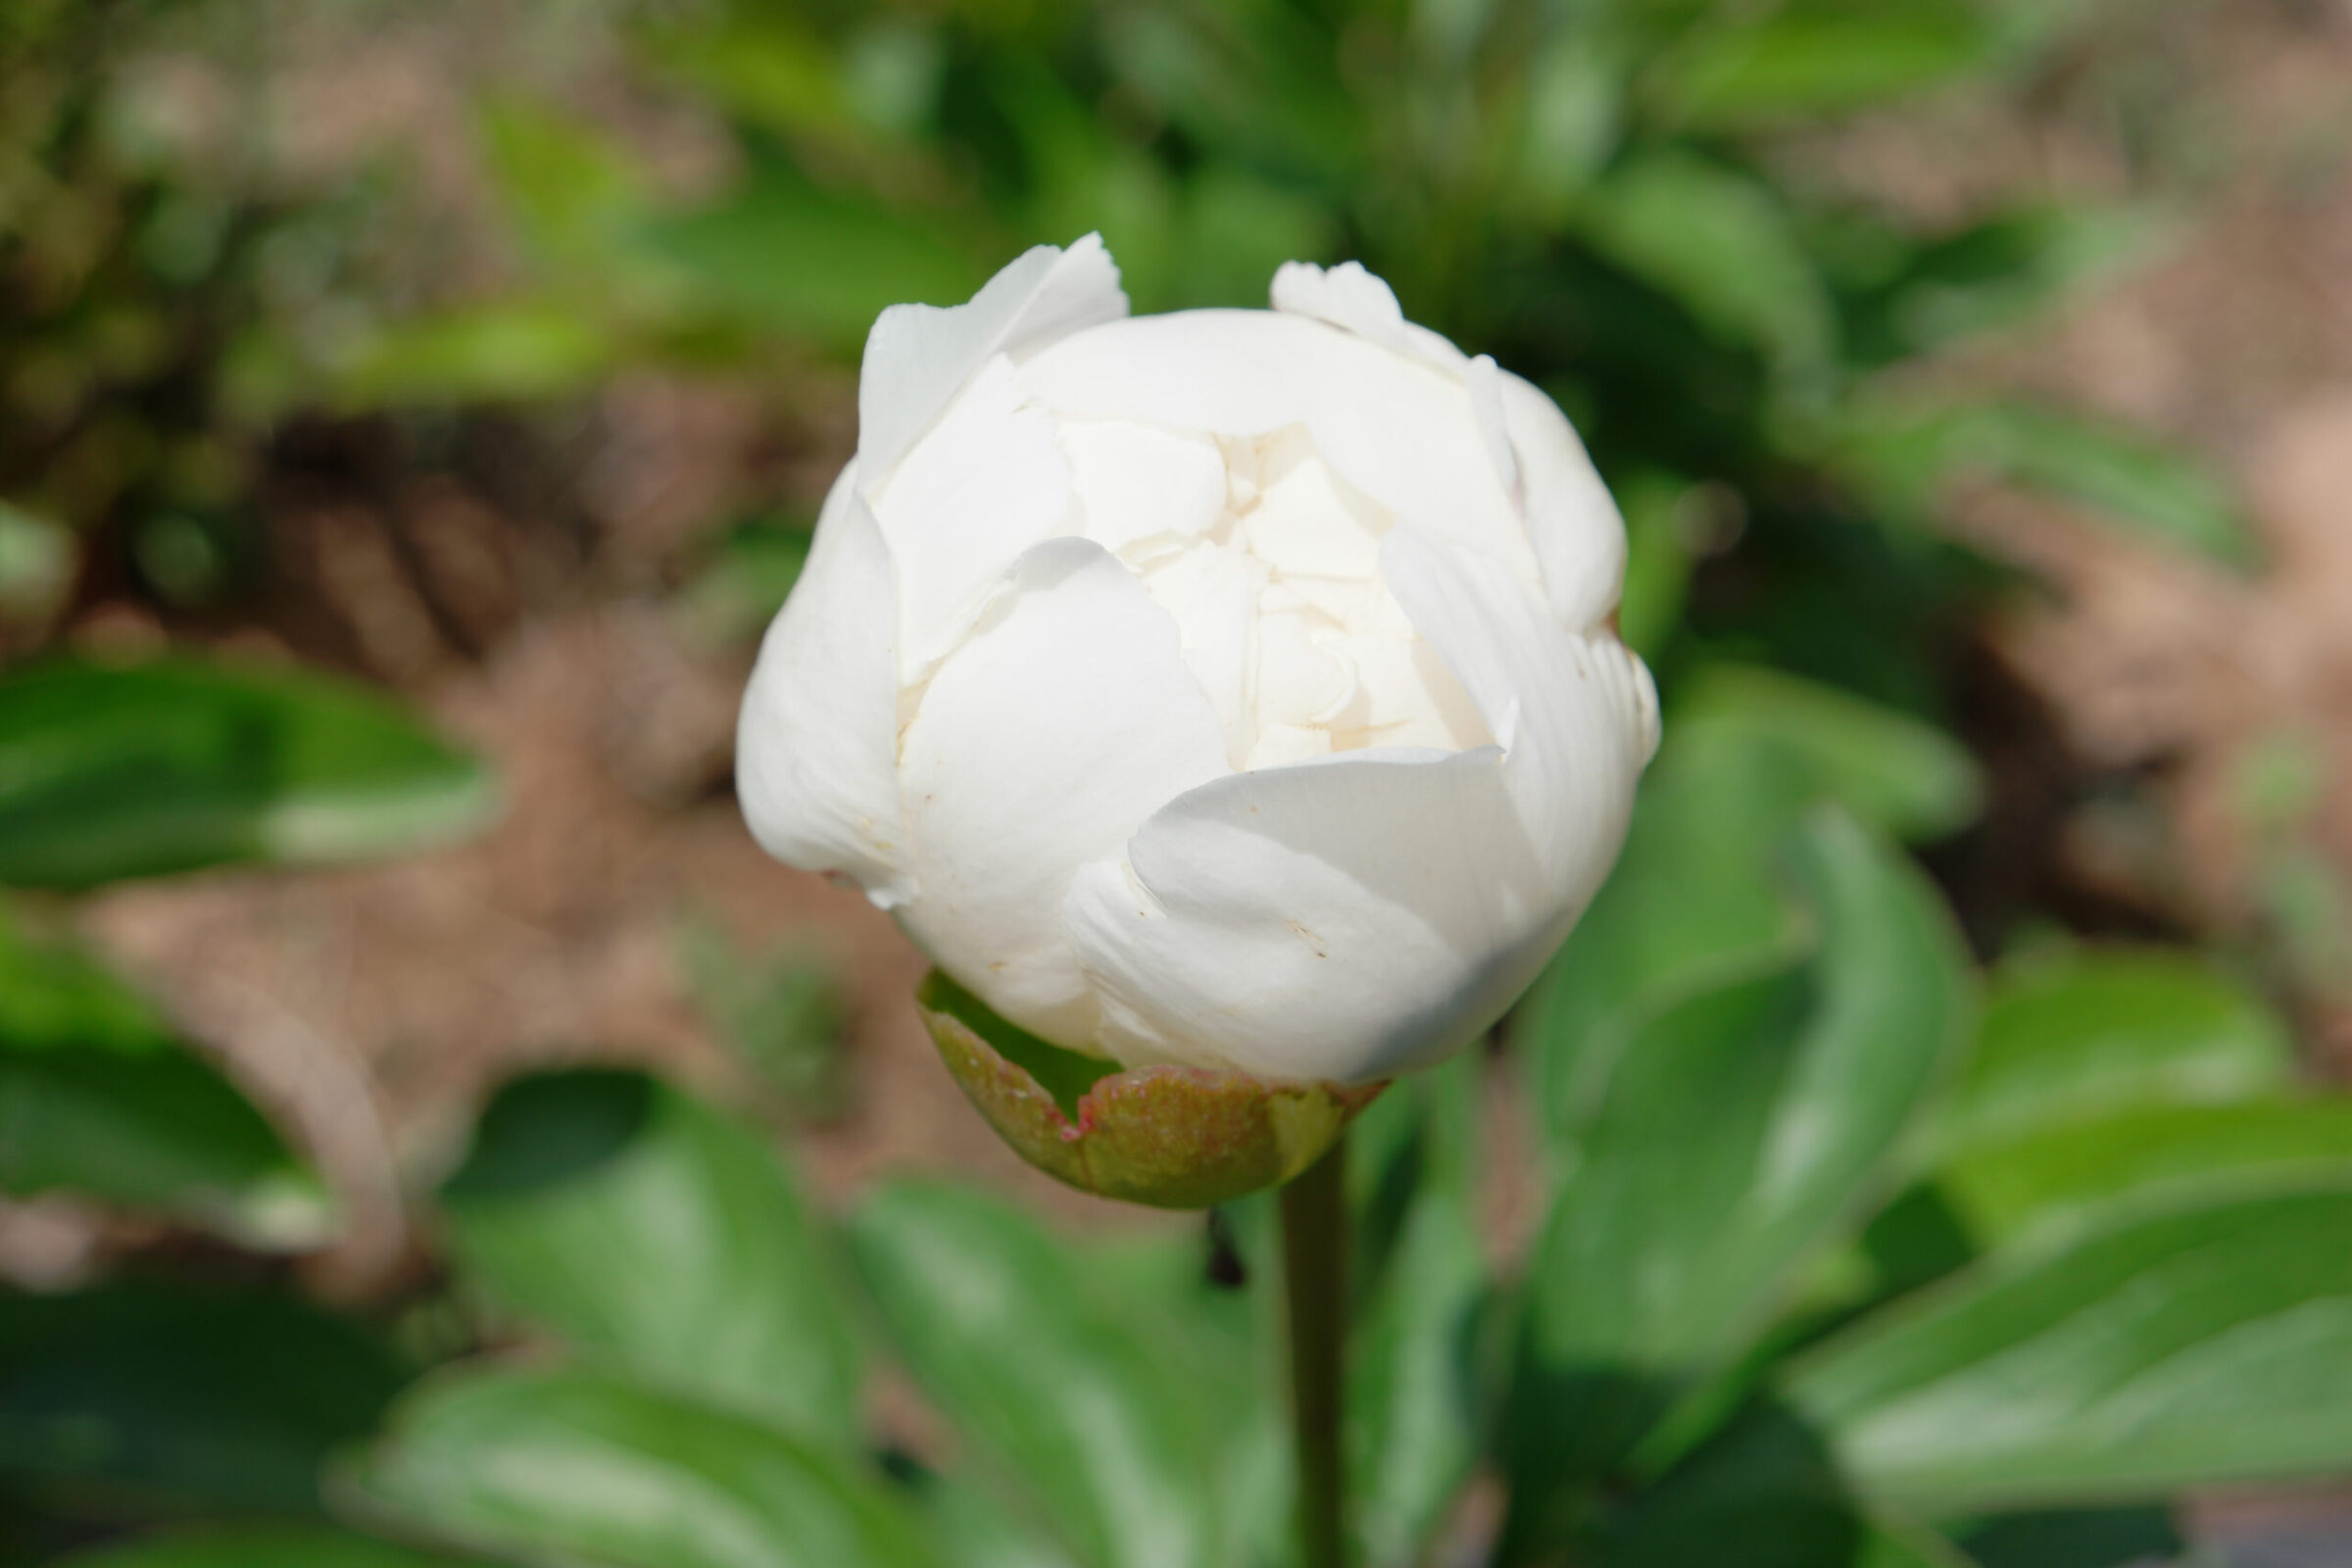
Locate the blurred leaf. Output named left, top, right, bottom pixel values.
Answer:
left=1516, top=724, right=1819, bottom=1151
left=847, top=1181, right=1226, bottom=1568
left=1101, top=7, right=1361, bottom=184
left=340, top=1367, right=938, bottom=1568
left=1954, top=1504, right=2183, bottom=1568
left=631, top=167, right=979, bottom=351
left=0, top=907, right=330, bottom=1246
left=0, top=499, right=73, bottom=626
left=1847, top=207, right=2170, bottom=364
left=60, top=1524, right=496, bottom=1568
left=439, top=1068, right=859, bottom=1446
left=333, top=301, right=620, bottom=410
left=671, top=518, right=812, bottom=651
left=0, top=1285, right=407, bottom=1519
left=478, top=98, right=652, bottom=273
left=1575, top=152, right=1834, bottom=386
left=1825, top=399, right=2255, bottom=568
left=676, top=921, right=846, bottom=1115
left=1350, top=1056, right=1488, bottom=1568
left=911, top=1473, right=1085, bottom=1568
left=1592, top=1401, right=1972, bottom=1568
left=1927, top=949, right=2293, bottom=1161
left=1674, top=664, right=1984, bottom=844
left=642, top=12, right=859, bottom=143
left=1507, top=811, right=1971, bottom=1526
left=0, top=657, right=495, bottom=889
left=1613, top=473, right=1696, bottom=662
left=1788, top=1182, right=2352, bottom=1509
left=1934, top=1098, right=2352, bottom=1250
left=1649, top=13, right=1994, bottom=129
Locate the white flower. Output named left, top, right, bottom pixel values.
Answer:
left=737, top=235, right=1659, bottom=1086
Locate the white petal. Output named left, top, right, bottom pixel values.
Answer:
left=1064, top=530, right=1656, bottom=1083
left=897, top=537, right=1232, bottom=1047
left=1060, top=419, right=1229, bottom=557
left=1023, top=311, right=1543, bottom=587
left=1135, top=540, right=1263, bottom=765
left=1271, top=260, right=1471, bottom=377
left=871, top=357, right=1073, bottom=679
left=857, top=233, right=1126, bottom=492
left=1490, top=367, right=1626, bottom=630
left=736, top=467, right=910, bottom=906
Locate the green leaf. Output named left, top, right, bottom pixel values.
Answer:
left=1674, top=664, right=1984, bottom=844
left=1825, top=399, right=2255, bottom=568
left=1788, top=1183, right=2352, bottom=1509
left=1934, top=1099, right=2352, bottom=1250
left=340, top=1367, right=937, bottom=1568
left=1954, top=1505, right=2183, bottom=1568
left=1515, top=725, right=1819, bottom=1155
left=670, top=518, right=813, bottom=651
left=631, top=168, right=979, bottom=351
left=332, top=301, right=620, bottom=410
left=1575, top=151, right=1834, bottom=386
left=0, top=1285, right=408, bottom=1519
left=439, top=1068, right=860, bottom=1446
left=478, top=97, right=651, bottom=273
left=0, top=658, right=494, bottom=889
left=1592, top=1401, right=1977, bottom=1568
left=0, top=908, right=329, bottom=1246
left=847, top=1181, right=1225, bottom=1568
left=1928, top=949, right=2293, bottom=1160
left=1651, top=14, right=1994, bottom=129
left=1350, top=1058, right=1488, bottom=1568
left=58, top=1524, right=496, bottom=1568
left=1857, top=207, right=2170, bottom=362
left=1508, top=812, right=1970, bottom=1504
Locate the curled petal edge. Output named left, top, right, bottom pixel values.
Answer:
left=915, top=970, right=1386, bottom=1209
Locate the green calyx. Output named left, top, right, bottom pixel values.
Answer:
left=915, top=971, right=1385, bottom=1209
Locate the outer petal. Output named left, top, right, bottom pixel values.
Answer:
left=896, top=538, right=1232, bottom=1048
left=1020, top=311, right=1543, bottom=585
left=857, top=234, right=1126, bottom=493
left=1488, top=366, right=1627, bottom=631
left=735, top=466, right=910, bottom=906
left=1270, top=259, right=1470, bottom=377
left=870, top=357, right=1073, bottom=679
left=1065, top=530, right=1656, bottom=1083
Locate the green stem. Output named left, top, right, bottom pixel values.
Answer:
left=1281, top=1137, right=1348, bottom=1568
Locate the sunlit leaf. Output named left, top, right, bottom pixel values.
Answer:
left=1789, top=1183, right=2352, bottom=1509
left=1506, top=811, right=1971, bottom=1538
left=0, top=907, right=329, bottom=1246
left=333, top=301, right=620, bottom=410
left=440, top=1068, right=861, bottom=1445
left=1651, top=13, right=1994, bottom=129
left=340, top=1367, right=937, bottom=1568
left=0, top=657, right=495, bottom=888
left=1673, top=664, right=1984, bottom=844
left=848, top=1181, right=1227, bottom=1568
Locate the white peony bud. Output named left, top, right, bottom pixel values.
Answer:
left=738, top=235, right=1659, bottom=1087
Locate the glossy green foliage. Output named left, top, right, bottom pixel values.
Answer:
left=1507, top=812, right=1971, bottom=1520
left=58, top=1525, right=497, bottom=1568
left=1791, top=1184, right=2352, bottom=1509
left=0, top=908, right=327, bottom=1244
left=439, top=1068, right=861, bottom=1445
left=848, top=1181, right=1228, bottom=1568
left=341, top=1367, right=940, bottom=1568
left=0, top=660, right=494, bottom=889
left=0, top=1285, right=407, bottom=1520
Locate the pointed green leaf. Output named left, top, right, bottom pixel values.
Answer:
left=59, top=1525, right=497, bottom=1568
left=0, top=909, right=329, bottom=1246
left=341, top=1367, right=936, bottom=1568
left=0, top=658, right=494, bottom=889
left=1651, top=14, right=1994, bottom=129
left=439, top=1068, right=859, bottom=1446
left=0, top=1285, right=407, bottom=1520
left=847, top=1181, right=1225, bottom=1568
left=1789, top=1183, right=2352, bottom=1509
left=1509, top=811, right=1971, bottom=1503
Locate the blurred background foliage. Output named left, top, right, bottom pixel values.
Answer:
left=6, top=0, right=2352, bottom=1564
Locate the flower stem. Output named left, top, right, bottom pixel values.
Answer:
left=1281, top=1136, right=1348, bottom=1568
